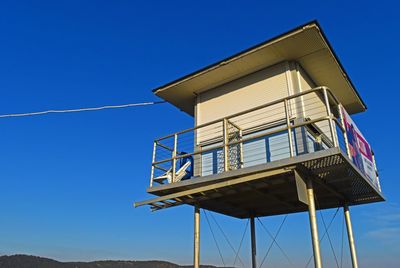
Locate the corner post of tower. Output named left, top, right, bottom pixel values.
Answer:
left=306, top=177, right=323, bottom=268
left=194, top=206, right=200, bottom=268
left=344, top=204, right=359, bottom=268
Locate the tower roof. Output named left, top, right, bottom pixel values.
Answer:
left=153, top=20, right=366, bottom=116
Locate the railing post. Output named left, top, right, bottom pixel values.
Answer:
left=171, top=134, right=178, bottom=183
left=338, top=103, right=351, bottom=158
left=223, top=119, right=229, bottom=172
left=150, top=141, right=157, bottom=187
left=284, top=99, right=294, bottom=157
left=323, top=87, right=339, bottom=147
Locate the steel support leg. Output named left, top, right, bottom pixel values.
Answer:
left=250, top=217, right=257, bottom=268
left=306, top=178, right=322, bottom=268
left=344, top=205, right=358, bottom=268
left=194, top=206, right=200, bottom=268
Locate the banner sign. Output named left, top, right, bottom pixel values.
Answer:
left=341, top=106, right=380, bottom=190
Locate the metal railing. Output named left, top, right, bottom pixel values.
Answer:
left=149, top=86, right=371, bottom=187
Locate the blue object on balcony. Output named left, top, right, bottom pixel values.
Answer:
left=179, top=153, right=193, bottom=180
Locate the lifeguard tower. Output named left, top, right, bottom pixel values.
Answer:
left=135, top=21, right=383, bottom=268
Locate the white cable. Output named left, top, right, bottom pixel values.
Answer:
left=0, top=101, right=165, bottom=119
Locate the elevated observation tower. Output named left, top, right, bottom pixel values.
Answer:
left=135, top=21, right=383, bottom=268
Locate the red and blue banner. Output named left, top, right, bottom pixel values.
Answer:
left=341, top=107, right=380, bottom=190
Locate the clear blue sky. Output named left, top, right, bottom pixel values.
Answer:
left=0, top=1, right=399, bottom=267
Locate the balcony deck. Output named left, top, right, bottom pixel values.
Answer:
left=135, top=87, right=383, bottom=218
left=139, top=147, right=383, bottom=218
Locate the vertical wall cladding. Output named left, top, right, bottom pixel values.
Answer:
left=297, top=64, right=332, bottom=143
left=192, top=61, right=334, bottom=176
left=195, top=62, right=291, bottom=176
left=193, top=95, right=202, bottom=177
left=196, top=62, right=290, bottom=140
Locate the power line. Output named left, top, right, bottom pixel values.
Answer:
left=0, top=101, right=166, bottom=119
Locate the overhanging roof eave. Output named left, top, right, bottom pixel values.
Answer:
left=316, top=22, right=367, bottom=111
left=152, top=20, right=367, bottom=113
left=152, top=20, right=320, bottom=94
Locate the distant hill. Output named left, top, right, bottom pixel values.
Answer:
left=0, top=255, right=231, bottom=268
